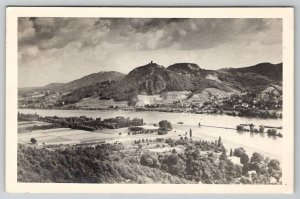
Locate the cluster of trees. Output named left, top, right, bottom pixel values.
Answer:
left=18, top=113, right=144, bottom=132
left=163, top=137, right=224, bottom=153
left=17, top=144, right=190, bottom=184
left=45, top=115, right=102, bottom=131
left=235, top=109, right=282, bottom=119
left=133, top=138, right=156, bottom=144
left=236, top=124, right=282, bottom=138
left=231, top=147, right=282, bottom=183
left=102, top=117, right=143, bottom=129
left=128, top=127, right=158, bottom=136
left=140, top=146, right=241, bottom=183
left=128, top=126, right=144, bottom=131
left=23, top=123, right=62, bottom=132
left=18, top=137, right=282, bottom=184
left=267, top=129, right=283, bottom=137
left=138, top=138, right=281, bottom=184
left=18, top=112, right=39, bottom=121
left=137, top=137, right=238, bottom=183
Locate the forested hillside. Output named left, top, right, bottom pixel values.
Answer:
left=18, top=139, right=282, bottom=184
left=18, top=62, right=282, bottom=108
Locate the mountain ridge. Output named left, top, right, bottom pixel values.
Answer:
left=19, top=62, right=283, bottom=107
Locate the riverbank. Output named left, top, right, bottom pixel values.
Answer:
left=17, top=108, right=283, bottom=160
left=136, top=107, right=282, bottom=119
left=18, top=106, right=282, bottom=119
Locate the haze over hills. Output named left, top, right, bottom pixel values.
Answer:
left=19, top=71, right=125, bottom=94
left=18, top=61, right=282, bottom=108
left=59, top=71, right=125, bottom=91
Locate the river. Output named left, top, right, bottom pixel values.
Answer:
left=18, top=109, right=283, bottom=160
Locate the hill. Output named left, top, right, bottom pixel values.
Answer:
left=100, top=62, right=191, bottom=101
left=99, top=62, right=236, bottom=102
left=19, top=71, right=125, bottom=95
left=221, top=62, right=282, bottom=82
left=41, top=83, right=65, bottom=90
left=60, top=71, right=125, bottom=91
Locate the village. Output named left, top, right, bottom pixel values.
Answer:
left=19, top=88, right=283, bottom=120
left=139, top=91, right=282, bottom=119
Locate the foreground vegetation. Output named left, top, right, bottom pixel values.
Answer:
left=18, top=137, right=282, bottom=184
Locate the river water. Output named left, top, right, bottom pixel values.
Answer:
left=18, top=109, right=283, bottom=160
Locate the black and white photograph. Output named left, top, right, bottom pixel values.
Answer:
left=6, top=7, right=294, bottom=193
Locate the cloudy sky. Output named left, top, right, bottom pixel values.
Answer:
left=18, top=17, right=282, bottom=87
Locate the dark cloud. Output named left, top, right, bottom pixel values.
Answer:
left=19, top=18, right=97, bottom=50
left=19, top=18, right=63, bottom=47
left=163, top=18, right=281, bottom=50
left=18, top=17, right=282, bottom=65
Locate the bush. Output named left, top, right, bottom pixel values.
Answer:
left=250, top=152, right=264, bottom=163
left=129, top=126, right=144, bottom=131
left=268, top=159, right=281, bottom=171
left=131, top=118, right=143, bottom=126
left=267, top=129, right=277, bottom=136
left=140, top=153, right=158, bottom=168
left=240, top=153, right=249, bottom=165
left=249, top=162, right=261, bottom=174
left=158, top=120, right=172, bottom=131
left=158, top=129, right=168, bottom=135
left=30, top=138, right=37, bottom=144
left=164, top=154, right=179, bottom=166
left=233, top=147, right=246, bottom=157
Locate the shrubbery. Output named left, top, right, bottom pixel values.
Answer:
left=158, top=120, right=172, bottom=131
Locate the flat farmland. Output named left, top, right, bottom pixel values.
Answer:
left=18, top=125, right=161, bottom=146
left=18, top=121, right=51, bottom=128
left=18, top=128, right=121, bottom=145
left=17, top=124, right=181, bottom=147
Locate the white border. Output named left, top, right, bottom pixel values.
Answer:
left=6, top=7, right=294, bottom=193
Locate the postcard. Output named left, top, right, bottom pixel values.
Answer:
left=6, top=7, right=294, bottom=193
